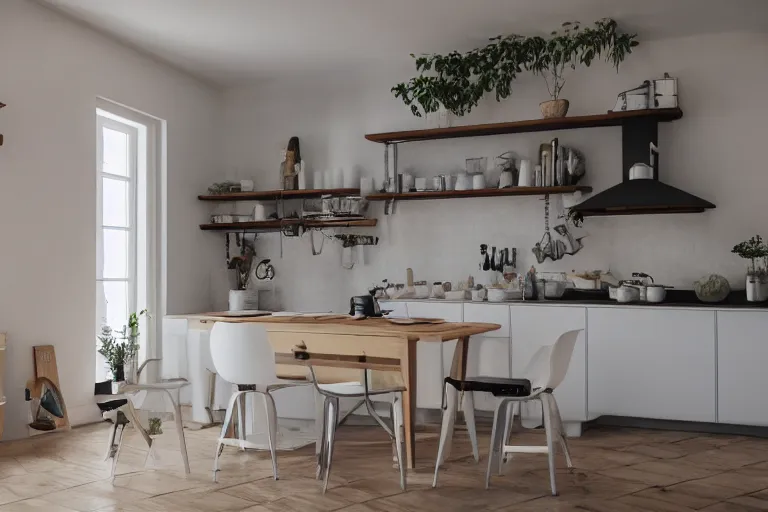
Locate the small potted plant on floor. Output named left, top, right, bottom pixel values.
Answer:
left=732, top=235, right=768, bottom=302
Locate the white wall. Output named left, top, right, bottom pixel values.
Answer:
left=218, top=31, right=768, bottom=313
left=0, top=0, right=221, bottom=439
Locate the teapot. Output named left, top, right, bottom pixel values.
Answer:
left=629, top=142, right=658, bottom=180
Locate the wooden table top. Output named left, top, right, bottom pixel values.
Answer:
left=181, top=312, right=500, bottom=342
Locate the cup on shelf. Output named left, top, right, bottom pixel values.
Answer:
left=415, top=177, right=427, bottom=191
left=360, top=176, right=374, bottom=196
left=324, top=170, right=333, bottom=190
left=253, top=204, right=267, bottom=221
left=518, top=159, right=533, bottom=187
left=472, top=174, right=486, bottom=190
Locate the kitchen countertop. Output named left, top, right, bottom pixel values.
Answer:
left=381, top=289, right=768, bottom=311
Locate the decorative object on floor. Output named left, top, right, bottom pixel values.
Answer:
left=281, top=136, right=301, bottom=190
left=26, top=345, right=70, bottom=434
left=392, top=19, right=637, bottom=118
left=732, top=235, right=768, bottom=302
left=693, top=274, right=731, bottom=303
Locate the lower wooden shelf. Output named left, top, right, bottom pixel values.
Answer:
left=367, top=185, right=591, bottom=201
left=200, top=218, right=377, bottom=232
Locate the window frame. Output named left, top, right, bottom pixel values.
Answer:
left=96, top=115, right=140, bottom=333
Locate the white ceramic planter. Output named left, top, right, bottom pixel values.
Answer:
left=745, top=275, right=768, bottom=302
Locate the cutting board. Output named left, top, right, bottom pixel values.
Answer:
left=32, top=345, right=70, bottom=430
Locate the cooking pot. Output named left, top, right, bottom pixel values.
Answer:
left=646, top=284, right=673, bottom=303
left=615, top=283, right=640, bottom=303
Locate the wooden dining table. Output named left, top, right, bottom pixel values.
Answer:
left=185, top=312, right=501, bottom=468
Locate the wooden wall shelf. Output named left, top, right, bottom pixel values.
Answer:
left=198, top=188, right=360, bottom=202
left=367, top=185, right=591, bottom=202
left=365, top=108, right=683, bottom=144
left=200, top=218, right=377, bottom=232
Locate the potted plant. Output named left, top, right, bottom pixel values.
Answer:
left=97, top=310, right=147, bottom=392
left=392, top=18, right=638, bottom=119
left=731, top=236, right=768, bottom=302
left=528, top=19, right=639, bottom=118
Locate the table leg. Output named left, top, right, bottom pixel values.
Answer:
left=450, top=336, right=470, bottom=379
left=401, top=340, right=417, bottom=469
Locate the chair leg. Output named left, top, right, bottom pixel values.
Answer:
left=499, top=400, right=518, bottom=475
left=461, top=391, right=480, bottom=463
left=263, top=392, right=279, bottom=480
left=541, top=394, right=558, bottom=496
left=168, top=390, right=191, bottom=475
left=236, top=393, right=247, bottom=451
left=109, top=424, right=125, bottom=479
left=316, top=396, right=329, bottom=480
left=322, top=397, right=339, bottom=494
left=485, top=398, right=508, bottom=490
left=393, top=393, right=407, bottom=491
left=213, top=390, right=242, bottom=482
left=432, top=383, right=457, bottom=488
left=548, top=394, right=573, bottom=469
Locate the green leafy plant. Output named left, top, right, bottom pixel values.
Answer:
left=732, top=235, right=768, bottom=275
left=97, top=310, right=148, bottom=381
left=392, top=18, right=639, bottom=116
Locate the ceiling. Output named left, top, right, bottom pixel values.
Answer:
left=41, top=0, right=768, bottom=86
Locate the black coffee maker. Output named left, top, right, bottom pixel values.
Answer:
left=349, top=293, right=382, bottom=317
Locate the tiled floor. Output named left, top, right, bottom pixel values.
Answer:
left=1, top=419, right=768, bottom=511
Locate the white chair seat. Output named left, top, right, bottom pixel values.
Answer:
left=317, top=382, right=404, bottom=397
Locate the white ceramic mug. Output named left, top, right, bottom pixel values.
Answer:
left=360, top=176, right=374, bottom=196
left=253, top=203, right=267, bottom=221
left=472, top=174, right=486, bottom=190
left=415, top=177, right=427, bottom=190
left=444, top=174, right=456, bottom=190
left=455, top=173, right=470, bottom=191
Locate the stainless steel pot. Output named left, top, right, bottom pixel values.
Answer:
left=646, top=284, right=672, bottom=303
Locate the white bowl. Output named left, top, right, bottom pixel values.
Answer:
left=487, top=288, right=508, bottom=302
left=444, top=290, right=468, bottom=301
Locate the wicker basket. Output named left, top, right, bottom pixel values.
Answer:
left=540, top=99, right=570, bottom=118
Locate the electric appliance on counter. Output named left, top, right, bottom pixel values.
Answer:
left=349, top=294, right=382, bottom=317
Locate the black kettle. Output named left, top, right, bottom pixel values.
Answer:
left=349, top=295, right=381, bottom=317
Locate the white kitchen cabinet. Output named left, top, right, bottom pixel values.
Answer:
left=588, top=307, right=716, bottom=423
left=378, top=300, right=408, bottom=318
left=509, top=305, right=587, bottom=424
left=717, top=311, right=768, bottom=426
left=463, top=303, right=510, bottom=338
left=463, top=304, right=511, bottom=410
left=406, top=302, right=462, bottom=409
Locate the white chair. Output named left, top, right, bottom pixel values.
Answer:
left=311, top=366, right=407, bottom=494
left=104, top=358, right=191, bottom=477
left=209, top=322, right=310, bottom=482
left=485, top=330, right=581, bottom=495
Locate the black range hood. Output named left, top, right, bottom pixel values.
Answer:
left=572, top=113, right=715, bottom=217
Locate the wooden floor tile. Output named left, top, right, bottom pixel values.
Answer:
left=0, top=421, right=763, bottom=511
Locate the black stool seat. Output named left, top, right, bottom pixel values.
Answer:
left=444, top=376, right=532, bottom=397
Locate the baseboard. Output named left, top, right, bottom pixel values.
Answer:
left=68, top=402, right=105, bottom=427
left=589, top=416, right=768, bottom=438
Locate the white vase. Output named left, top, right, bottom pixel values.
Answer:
left=745, top=275, right=767, bottom=302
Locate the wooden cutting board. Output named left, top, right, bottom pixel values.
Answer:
left=33, top=345, right=70, bottom=430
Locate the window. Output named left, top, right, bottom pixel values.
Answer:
left=96, top=106, right=155, bottom=377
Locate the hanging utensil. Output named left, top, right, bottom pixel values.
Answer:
left=554, top=223, right=583, bottom=256
left=491, top=247, right=497, bottom=272
left=483, top=246, right=491, bottom=271
left=532, top=194, right=556, bottom=262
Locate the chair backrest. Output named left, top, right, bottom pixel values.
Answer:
left=523, top=329, right=581, bottom=391
left=209, top=322, right=278, bottom=386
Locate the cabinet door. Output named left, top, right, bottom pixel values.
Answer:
left=588, top=308, right=716, bottom=423
left=464, top=335, right=511, bottom=411
left=463, top=304, right=511, bottom=410
left=717, top=311, right=768, bottom=426
left=378, top=301, right=408, bottom=318
left=509, top=305, right=587, bottom=423
left=463, top=303, right=510, bottom=338
left=406, top=302, right=462, bottom=409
